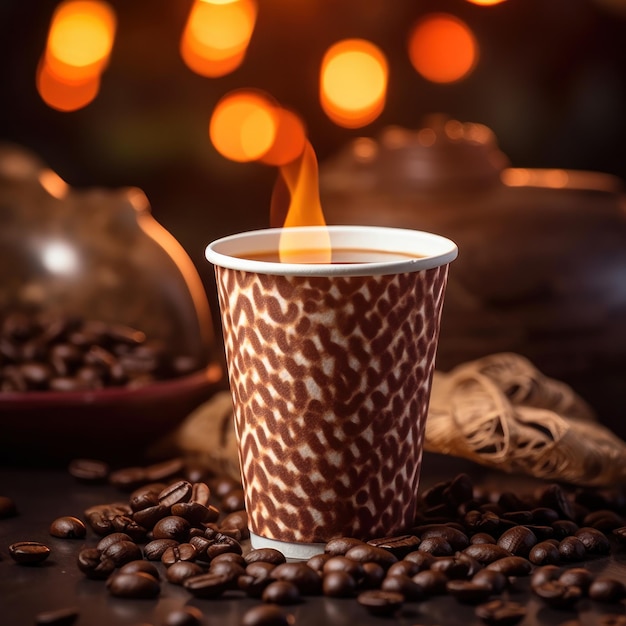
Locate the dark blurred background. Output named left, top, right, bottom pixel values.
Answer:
left=1, top=0, right=626, bottom=433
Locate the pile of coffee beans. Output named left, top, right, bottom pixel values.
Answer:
left=7, top=463, right=626, bottom=626
left=0, top=310, right=201, bottom=392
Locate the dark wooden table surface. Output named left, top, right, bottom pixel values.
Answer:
left=1, top=454, right=626, bottom=626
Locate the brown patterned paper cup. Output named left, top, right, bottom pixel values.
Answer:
left=205, top=225, right=457, bottom=559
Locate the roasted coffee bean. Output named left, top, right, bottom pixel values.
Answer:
left=129, top=490, right=159, bottom=513
left=241, top=604, right=294, bottom=626
left=367, top=534, right=420, bottom=558
left=67, top=458, right=109, bottom=483
left=161, top=543, right=197, bottom=566
left=152, top=516, right=190, bottom=542
left=471, top=533, right=497, bottom=545
left=475, top=599, right=526, bottom=626
left=464, top=511, right=500, bottom=536
left=575, top=527, right=611, bottom=554
left=552, top=520, right=579, bottom=539
left=532, top=580, right=582, bottom=609
left=239, top=563, right=276, bottom=597
left=530, top=564, right=562, bottom=588
left=0, top=495, right=17, bottom=518
left=412, top=569, right=448, bottom=596
left=344, top=543, right=398, bottom=569
left=443, top=472, right=475, bottom=508
left=386, top=560, right=420, bottom=578
left=403, top=550, right=436, bottom=570
left=143, top=458, right=184, bottom=482
left=323, top=569, right=357, bottom=597
left=501, top=510, right=533, bottom=525
left=170, top=502, right=214, bottom=525
left=129, top=482, right=166, bottom=510
left=143, top=538, right=179, bottom=561
left=472, top=569, right=508, bottom=594
left=108, top=467, right=148, bottom=491
left=529, top=540, right=561, bottom=565
left=447, top=580, right=492, bottom=604
left=162, top=606, right=204, bottom=626
left=35, top=606, right=79, bottom=626
left=497, top=526, right=537, bottom=557
left=214, top=526, right=243, bottom=541
left=381, top=574, right=424, bottom=601
left=324, top=537, right=365, bottom=556
left=463, top=543, right=512, bottom=564
left=108, top=571, right=160, bottom=599
left=588, top=577, right=626, bottom=603
left=205, top=532, right=242, bottom=559
left=458, top=553, right=483, bottom=577
left=421, top=481, right=450, bottom=507
left=209, top=560, right=246, bottom=580
left=360, top=562, right=386, bottom=590
left=416, top=524, right=469, bottom=551
left=246, top=548, right=287, bottom=566
left=110, top=514, right=148, bottom=542
left=77, top=548, right=115, bottom=580
left=158, top=480, right=192, bottom=508
left=221, top=488, right=246, bottom=513
left=306, top=553, right=330, bottom=574
left=189, top=536, right=212, bottom=561
left=613, top=526, right=626, bottom=544
left=270, top=562, right=322, bottom=595
left=498, top=492, right=532, bottom=513
left=431, top=556, right=472, bottom=580
left=558, top=567, right=593, bottom=592
left=166, top=561, right=204, bottom=585
left=583, top=510, right=625, bottom=532
left=558, top=536, right=586, bottom=562
left=525, top=524, right=554, bottom=541
left=9, top=541, right=51, bottom=564
left=132, top=504, right=169, bottom=528
left=538, top=484, right=575, bottom=521
left=84, top=502, right=132, bottom=536
left=416, top=536, right=454, bottom=556
left=247, top=562, right=278, bottom=578
left=357, top=590, right=403, bottom=617
left=115, top=560, right=159, bottom=581
left=531, top=507, right=560, bottom=525
left=211, top=552, right=247, bottom=568
left=49, top=516, right=86, bottom=539
left=262, top=580, right=302, bottom=605
left=211, top=475, right=241, bottom=499
left=486, top=556, right=532, bottom=576
left=183, top=572, right=233, bottom=598
left=220, top=509, right=248, bottom=536
left=323, top=555, right=364, bottom=581
left=101, top=540, right=142, bottom=567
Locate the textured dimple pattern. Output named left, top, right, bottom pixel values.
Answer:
left=215, top=265, right=449, bottom=544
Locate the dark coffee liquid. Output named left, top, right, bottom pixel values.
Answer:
left=238, top=248, right=424, bottom=264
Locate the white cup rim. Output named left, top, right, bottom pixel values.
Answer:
left=205, top=225, right=458, bottom=277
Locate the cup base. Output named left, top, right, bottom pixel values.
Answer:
left=249, top=532, right=326, bottom=561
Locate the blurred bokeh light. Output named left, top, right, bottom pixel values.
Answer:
left=320, top=39, right=388, bottom=128
left=408, top=13, right=478, bottom=84
left=36, top=0, right=116, bottom=111
left=180, top=0, right=257, bottom=78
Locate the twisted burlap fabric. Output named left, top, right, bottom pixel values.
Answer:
left=162, top=353, right=626, bottom=487
left=427, top=353, right=626, bottom=486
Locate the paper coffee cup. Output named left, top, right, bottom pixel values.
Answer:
left=206, top=225, right=458, bottom=559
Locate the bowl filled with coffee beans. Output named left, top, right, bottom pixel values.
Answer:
left=0, top=310, right=224, bottom=465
